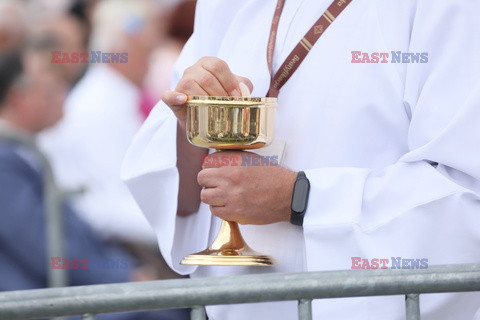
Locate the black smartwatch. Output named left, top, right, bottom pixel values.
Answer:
left=290, top=171, right=310, bottom=226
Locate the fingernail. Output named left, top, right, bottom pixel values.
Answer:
left=175, top=93, right=187, bottom=104
left=230, top=89, right=240, bottom=97
left=239, top=82, right=251, bottom=97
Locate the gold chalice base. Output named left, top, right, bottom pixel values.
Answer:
left=181, top=221, right=275, bottom=266
left=180, top=248, right=275, bottom=266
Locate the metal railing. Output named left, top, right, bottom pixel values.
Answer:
left=2, top=128, right=480, bottom=320
left=0, top=263, right=479, bottom=320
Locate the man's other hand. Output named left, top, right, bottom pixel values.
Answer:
left=197, top=151, right=297, bottom=225
left=162, top=57, right=253, bottom=130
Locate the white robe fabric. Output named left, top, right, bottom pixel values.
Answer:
left=122, top=0, right=480, bottom=319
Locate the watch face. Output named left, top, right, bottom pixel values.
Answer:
left=292, top=179, right=310, bottom=213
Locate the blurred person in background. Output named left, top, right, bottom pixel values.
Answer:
left=0, top=47, right=188, bottom=320
left=68, top=0, right=100, bottom=52
left=0, top=0, right=28, bottom=53
left=143, top=0, right=196, bottom=105
left=39, top=0, right=180, bottom=280
left=30, top=13, right=89, bottom=86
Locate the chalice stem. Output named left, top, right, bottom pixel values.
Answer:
left=209, top=220, right=247, bottom=251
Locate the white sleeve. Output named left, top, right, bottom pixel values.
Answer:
left=122, top=102, right=214, bottom=274
left=121, top=0, right=240, bottom=274
left=303, top=0, right=480, bottom=271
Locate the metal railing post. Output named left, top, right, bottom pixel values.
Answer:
left=191, top=306, right=206, bottom=320
left=298, top=299, right=312, bottom=320
left=405, top=294, right=420, bottom=320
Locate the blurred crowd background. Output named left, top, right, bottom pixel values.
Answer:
left=0, top=0, right=195, bottom=318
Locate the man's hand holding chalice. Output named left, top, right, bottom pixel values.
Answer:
left=162, top=57, right=296, bottom=227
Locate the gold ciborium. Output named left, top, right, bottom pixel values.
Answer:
left=180, top=95, right=277, bottom=266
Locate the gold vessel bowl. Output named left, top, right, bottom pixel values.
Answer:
left=186, top=96, right=277, bottom=150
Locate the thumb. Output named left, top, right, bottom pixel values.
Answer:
left=162, top=90, right=188, bottom=108
left=161, top=90, right=189, bottom=126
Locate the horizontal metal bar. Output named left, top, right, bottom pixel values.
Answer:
left=405, top=294, right=420, bottom=320
left=298, top=299, right=312, bottom=320
left=0, top=264, right=479, bottom=320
